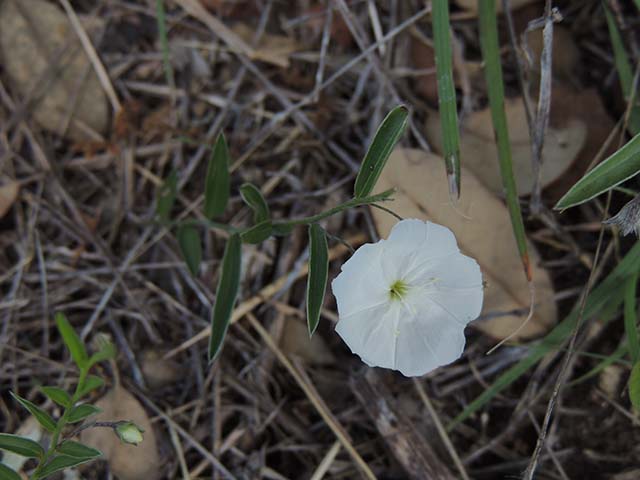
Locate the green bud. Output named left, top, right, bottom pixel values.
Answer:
left=115, top=421, right=144, bottom=445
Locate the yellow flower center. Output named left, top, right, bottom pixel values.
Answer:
left=389, top=280, right=409, bottom=301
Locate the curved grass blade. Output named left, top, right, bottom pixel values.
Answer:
left=67, top=404, right=101, bottom=424
left=625, top=270, right=640, bottom=364
left=203, top=134, right=230, bottom=219
left=56, top=441, right=101, bottom=459
left=209, top=233, right=242, bottom=361
left=432, top=0, right=461, bottom=198
left=55, top=312, right=88, bottom=369
left=0, top=433, right=44, bottom=458
left=478, top=0, right=531, bottom=281
left=306, top=224, right=329, bottom=337
left=449, top=240, right=640, bottom=430
left=177, top=225, right=202, bottom=275
left=354, top=105, right=409, bottom=198
left=629, top=361, right=640, bottom=410
left=0, top=463, right=21, bottom=480
left=239, top=183, right=270, bottom=223
left=38, top=455, right=96, bottom=478
left=240, top=220, right=272, bottom=244
left=555, top=132, right=640, bottom=210
left=156, top=170, right=177, bottom=224
left=40, top=387, right=71, bottom=408
left=10, top=392, right=56, bottom=433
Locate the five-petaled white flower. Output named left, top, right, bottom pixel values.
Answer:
left=332, top=219, right=483, bottom=377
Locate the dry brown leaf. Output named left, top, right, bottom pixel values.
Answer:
left=0, top=0, right=109, bottom=141
left=81, top=386, right=161, bottom=480
left=526, top=26, right=580, bottom=83
left=455, top=0, right=539, bottom=14
left=281, top=318, right=335, bottom=365
left=425, top=96, right=587, bottom=196
left=0, top=181, right=19, bottom=219
left=141, top=350, right=181, bottom=389
left=372, top=148, right=557, bottom=340
left=232, top=23, right=299, bottom=68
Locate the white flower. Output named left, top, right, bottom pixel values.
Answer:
left=332, top=219, right=483, bottom=377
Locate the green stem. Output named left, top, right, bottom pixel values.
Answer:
left=31, top=369, right=89, bottom=480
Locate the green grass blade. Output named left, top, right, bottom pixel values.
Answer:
left=449, top=240, right=640, bottom=429
left=354, top=105, right=408, bottom=198
left=55, top=312, right=88, bottom=369
left=177, top=225, right=202, bottom=276
left=568, top=344, right=628, bottom=387
left=155, top=0, right=175, bottom=90
left=306, top=224, right=329, bottom=337
left=625, top=269, right=640, bottom=364
left=10, top=392, right=56, bottom=433
left=203, top=134, right=231, bottom=219
left=478, top=0, right=531, bottom=281
left=629, top=361, right=640, bottom=410
left=604, top=4, right=640, bottom=135
left=432, top=0, right=461, bottom=198
left=209, top=233, right=242, bottom=361
left=239, top=183, right=270, bottom=223
left=555, top=132, right=640, bottom=210
left=0, top=463, right=21, bottom=480
left=0, top=433, right=44, bottom=458
left=156, top=170, right=177, bottom=224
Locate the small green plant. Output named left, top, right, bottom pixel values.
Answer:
left=0, top=313, right=142, bottom=480
left=158, top=105, right=409, bottom=361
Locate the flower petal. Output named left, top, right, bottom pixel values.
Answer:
left=335, top=303, right=393, bottom=365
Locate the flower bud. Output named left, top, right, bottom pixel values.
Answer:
left=115, top=421, right=144, bottom=445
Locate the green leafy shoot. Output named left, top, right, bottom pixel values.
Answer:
left=203, top=133, right=231, bottom=219
left=56, top=441, right=101, bottom=459
left=306, top=224, right=329, bottom=337
left=240, top=220, right=272, bottom=244
left=67, top=404, right=102, bottom=424
left=177, top=225, right=202, bottom=276
left=156, top=170, right=178, bottom=224
left=38, top=455, right=98, bottom=478
left=209, top=233, right=242, bottom=361
left=239, top=183, right=270, bottom=223
left=432, top=0, right=461, bottom=198
left=55, top=312, right=88, bottom=370
left=354, top=105, right=409, bottom=198
left=555, top=132, right=640, bottom=210
left=0, top=433, right=45, bottom=458
left=77, top=375, right=105, bottom=398
left=10, top=392, right=56, bottom=433
left=40, top=387, right=71, bottom=408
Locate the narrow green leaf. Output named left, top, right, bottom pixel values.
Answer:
left=78, top=375, right=104, bottom=398
left=354, top=105, right=409, bottom=198
left=177, top=225, right=202, bottom=275
left=40, top=387, right=71, bottom=408
left=156, top=170, right=177, bottom=224
left=239, top=183, right=270, bottom=223
left=10, top=392, right=56, bottom=433
left=629, top=361, right=640, bottom=410
left=209, top=233, right=242, bottom=361
left=604, top=5, right=640, bottom=135
left=306, top=224, right=329, bottom=336
left=449, top=240, right=640, bottom=429
left=55, top=312, right=88, bottom=369
left=555, top=132, right=640, bottom=210
left=56, top=440, right=101, bottom=459
left=67, top=404, right=101, bottom=424
left=432, top=0, right=461, bottom=198
left=38, top=455, right=96, bottom=478
left=203, top=134, right=231, bottom=219
left=88, top=339, right=116, bottom=367
left=625, top=270, right=640, bottom=364
left=240, top=220, right=272, bottom=244
left=568, top=344, right=628, bottom=387
left=478, top=0, right=531, bottom=281
left=0, top=433, right=44, bottom=458
left=0, top=464, right=21, bottom=480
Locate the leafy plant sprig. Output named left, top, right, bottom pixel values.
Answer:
left=158, top=105, right=409, bottom=361
left=0, top=313, right=142, bottom=480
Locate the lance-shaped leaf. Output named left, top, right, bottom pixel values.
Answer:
left=38, top=455, right=97, bottom=478
left=306, top=224, right=329, bottom=336
left=203, top=134, right=230, bottom=219
left=177, top=225, right=202, bottom=275
left=630, top=361, right=640, bottom=411
left=10, top=392, right=56, bottom=433
left=77, top=375, right=104, bottom=398
left=67, top=404, right=101, bottom=424
left=209, top=233, right=242, bottom=361
left=354, top=105, right=409, bottom=198
left=88, top=337, right=116, bottom=367
left=555, top=132, right=640, bottom=210
left=156, top=170, right=177, bottom=224
left=240, top=220, right=272, bottom=244
left=0, top=433, right=44, bottom=458
left=0, top=463, right=21, bottom=480
left=56, top=440, right=101, bottom=459
left=239, top=183, right=269, bottom=223
left=40, top=387, right=71, bottom=408
left=55, top=312, right=88, bottom=370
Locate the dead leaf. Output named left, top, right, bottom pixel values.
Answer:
left=81, top=386, right=161, bottom=480
left=425, top=96, right=587, bottom=196
left=409, top=37, right=438, bottom=105
left=281, top=318, right=335, bottom=365
left=372, top=148, right=557, bottom=340
left=0, top=181, right=19, bottom=219
left=599, top=364, right=623, bottom=399
left=455, top=0, right=539, bottom=14
left=525, top=26, right=580, bottom=83
left=232, top=23, right=298, bottom=68
left=141, top=350, right=181, bottom=389
left=0, top=0, right=109, bottom=142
